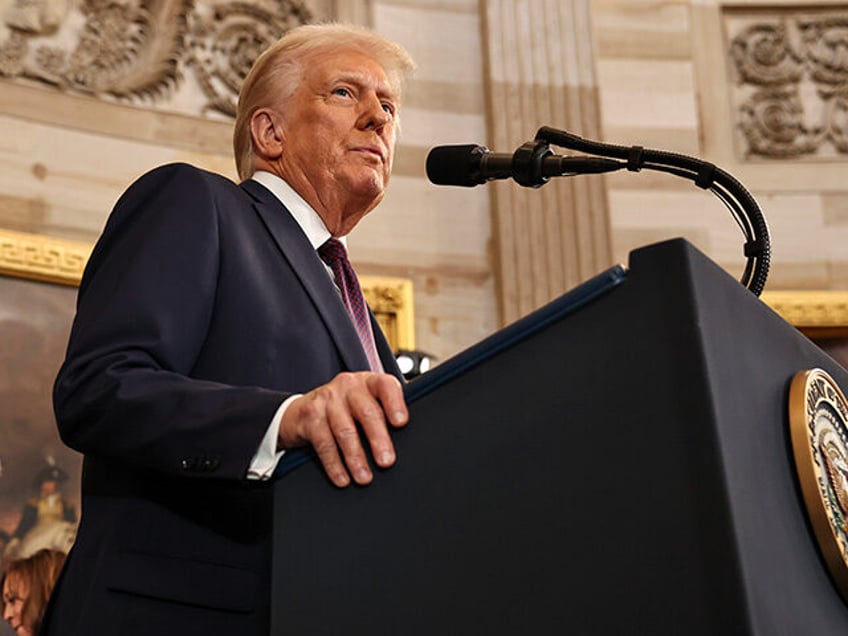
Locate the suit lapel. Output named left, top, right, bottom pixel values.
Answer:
left=241, top=179, right=372, bottom=373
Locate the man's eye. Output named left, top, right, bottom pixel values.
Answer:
left=381, top=103, right=395, bottom=116
left=332, top=87, right=352, bottom=98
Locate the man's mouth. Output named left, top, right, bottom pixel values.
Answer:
left=351, top=146, right=384, bottom=162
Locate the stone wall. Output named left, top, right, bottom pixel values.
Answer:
left=593, top=0, right=848, bottom=291
left=1, top=0, right=847, bottom=362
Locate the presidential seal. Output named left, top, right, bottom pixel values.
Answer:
left=789, top=368, right=848, bottom=603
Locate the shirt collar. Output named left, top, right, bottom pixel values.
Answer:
left=251, top=171, right=346, bottom=250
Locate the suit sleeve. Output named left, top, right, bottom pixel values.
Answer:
left=53, top=164, right=287, bottom=480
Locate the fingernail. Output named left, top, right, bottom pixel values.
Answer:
left=393, top=411, right=407, bottom=424
left=334, top=472, right=350, bottom=487
left=379, top=451, right=394, bottom=465
left=355, top=468, right=371, bottom=483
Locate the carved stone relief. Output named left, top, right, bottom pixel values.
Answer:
left=0, top=0, right=313, bottom=119
left=726, top=8, right=848, bottom=160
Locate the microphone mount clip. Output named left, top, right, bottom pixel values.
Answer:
left=512, top=140, right=554, bottom=188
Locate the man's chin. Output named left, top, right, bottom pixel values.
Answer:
left=345, top=173, right=387, bottom=203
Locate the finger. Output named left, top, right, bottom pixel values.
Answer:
left=368, top=374, right=409, bottom=428
left=347, top=388, right=395, bottom=469
left=288, top=394, right=351, bottom=488
left=311, top=423, right=353, bottom=488
left=326, top=395, right=373, bottom=485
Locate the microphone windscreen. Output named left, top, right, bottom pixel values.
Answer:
left=425, top=145, right=482, bottom=186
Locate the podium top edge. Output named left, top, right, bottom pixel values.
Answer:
left=403, top=264, right=628, bottom=404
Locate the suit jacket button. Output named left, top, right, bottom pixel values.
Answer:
left=208, top=458, right=220, bottom=472
left=181, top=458, right=195, bottom=471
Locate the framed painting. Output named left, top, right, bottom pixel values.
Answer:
left=0, top=230, right=85, bottom=585
left=761, top=290, right=848, bottom=370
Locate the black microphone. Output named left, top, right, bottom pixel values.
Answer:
left=426, top=143, right=622, bottom=188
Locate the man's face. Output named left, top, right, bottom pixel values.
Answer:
left=40, top=479, right=58, bottom=497
left=273, top=47, right=399, bottom=236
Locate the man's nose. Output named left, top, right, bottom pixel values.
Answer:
left=358, top=93, right=390, bottom=130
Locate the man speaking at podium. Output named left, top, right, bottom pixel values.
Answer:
left=45, top=23, right=415, bottom=635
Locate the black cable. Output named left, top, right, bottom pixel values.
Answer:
left=535, top=126, right=771, bottom=295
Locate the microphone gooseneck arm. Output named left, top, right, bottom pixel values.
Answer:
left=533, top=126, right=770, bottom=296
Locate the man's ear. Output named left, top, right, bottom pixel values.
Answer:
left=249, top=109, right=284, bottom=161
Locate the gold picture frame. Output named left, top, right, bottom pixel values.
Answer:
left=761, top=291, right=848, bottom=340
left=0, top=228, right=93, bottom=287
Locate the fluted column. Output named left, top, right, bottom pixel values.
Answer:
left=482, top=0, right=612, bottom=324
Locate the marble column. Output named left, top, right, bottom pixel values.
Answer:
left=482, top=0, right=612, bottom=323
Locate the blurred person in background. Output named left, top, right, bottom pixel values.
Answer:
left=1, top=549, right=66, bottom=636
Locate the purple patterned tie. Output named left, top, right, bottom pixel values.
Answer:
left=318, top=238, right=382, bottom=372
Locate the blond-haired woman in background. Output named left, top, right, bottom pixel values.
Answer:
left=2, top=549, right=66, bottom=636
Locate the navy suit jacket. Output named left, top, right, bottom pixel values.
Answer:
left=46, top=163, right=403, bottom=635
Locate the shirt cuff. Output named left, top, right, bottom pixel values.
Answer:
left=246, top=394, right=301, bottom=480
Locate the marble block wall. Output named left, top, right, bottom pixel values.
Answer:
left=593, top=0, right=848, bottom=291
left=1, top=0, right=846, bottom=363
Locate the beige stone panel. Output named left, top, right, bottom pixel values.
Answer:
left=758, top=194, right=848, bottom=268
left=0, top=193, right=51, bottom=235
left=823, top=194, right=848, bottom=227
left=594, top=28, right=692, bottom=60
left=760, top=261, right=831, bottom=290
left=591, top=0, right=690, bottom=26
left=828, top=261, right=848, bottom=290
left=403, top=80, right=485, bottom=114
left=0, top=115, right=233, bottom=240
left=397, top=108, right=487, bottom=148
left=374, top=0, right=477, bottom=12
left=596, top=59, right=698, bottom=129
left=407, top=270, right=498, bottom=360
left=727, top=162, right=848, bottom=194
left=608, top=189, right=750, bottom=264
left=609, top=189, right=733, bottom=230
left=611, top=189, right=848, bottom=290
left=0, top=83, right=234, bottom=156
left=0, top=115, right=37, bottom=155
left=0, top=161, right=116, bottom=239
left=373, top=3, right=483, bottom=84
left=716, top=0, right=845, bottom=5
left=600, top=125, right=701, bottom=157
left=605, top=169, right=702, bottom=192
left=349, top=174, right=491, bottom=260
left=592, top=0, right=691, bottom=60
left=355, top=249, right=490, bottom=283
left=391, top=144, right=429, bottom=179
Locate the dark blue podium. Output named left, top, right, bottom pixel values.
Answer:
left=271, top=239, right=848, bottom=634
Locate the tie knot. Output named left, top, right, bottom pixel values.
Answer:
left=318, top=237, right=348, bottom=266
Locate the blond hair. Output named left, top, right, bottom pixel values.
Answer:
left=1, top=549, right=66, bottom=634
left=233, top=23, right=416, bottom=180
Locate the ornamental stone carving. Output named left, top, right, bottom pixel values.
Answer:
left=728, top=9, right=848, bottom=159
left=187, top=1, right=312, bottom=117
left=0, top=0, right=313, bottom=119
